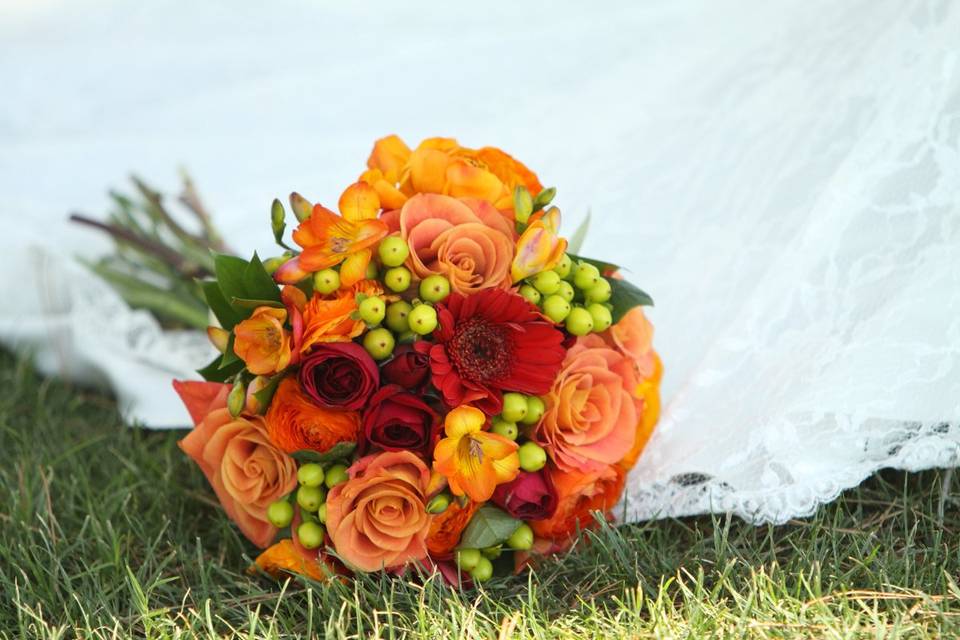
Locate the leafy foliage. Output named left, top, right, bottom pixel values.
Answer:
left=457, top=506, right=521, bottom=549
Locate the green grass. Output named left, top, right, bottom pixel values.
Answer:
left=0, top=350, right=958, bottom=639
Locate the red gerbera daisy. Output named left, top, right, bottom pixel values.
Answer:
left=416, top=288, right=566, bottom=415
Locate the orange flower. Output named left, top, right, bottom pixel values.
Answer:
left=363, top=135, right=543, bottom=211
left=178, top=401, right=297, bottom=548
left=299, top=279, right=382, bottom=353
left=275, top=182, right=388, bottom=286
left=536, top=334, right=640, bottom=473
left=250, top=539, right=335, bottom=582
left=326, top=451, right=432, bottom=572
left=530, top=465, right=625, bottom=541
left=511, top=207, right=568, bottom=282
left=609, top=306, right=657, bottom=379
left=398, top=193, right=515, bottom=295
left=618, top=352, right=663, bottom=472
left=426, top=499, right=480, bottom=556
left=432, top=406, right=520, bottom=502
left=233, top=306, right=292, bottom=375
left=264, top=377, right=361, bottom=454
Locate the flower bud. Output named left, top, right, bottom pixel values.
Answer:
left=245, top=375, right=271, bottom=414
left=426, top=492, right=451, bottom=514
left=227, top=380, right=246, bottom=417
left=270, top=198, right=286, bottom=242
left=513, top=186, right=534, bottom=224
left=289, top=192, right=313, bottom=222
left=533, top=187, right=556, bottom=211
left=206, top=326, right=229, bottom=353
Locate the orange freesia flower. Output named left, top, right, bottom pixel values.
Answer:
left=299, top=279, right=382, bottom=353
left=233, top=306, right=292, bottom=375
left=426, top=499, right=480, bottom=556
left=275, top=182, right=388, bottom=286
left=511, top=207, right=568, bottom=282
left=432, top=405, right=520, bottom=502
left=250, top=539, right=335, bottom=582
left=264, top=377, right=361, bottom=454
left=363, top=135, right=543, bottom=211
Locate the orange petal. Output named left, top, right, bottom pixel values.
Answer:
left=444, top=405, right=485, bottom=438
left=367, top=135, right=412, bottom=183
left=274, top=256, right=312, bottom=284
left=338, top=181, right=381, bottom=221
left=511, top=218, right=568, bottom=282
left=446, top=159, right=503, bottom=202
left=409, top=147, right=451, bottom=194
left=339, top=248, right=372, bottom=287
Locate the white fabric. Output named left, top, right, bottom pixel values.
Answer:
left=1, top=0, right=957, bottom=522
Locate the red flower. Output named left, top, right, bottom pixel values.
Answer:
left=491, top=470, right=558, bottom=521
left=380, top=345, right=431, bottom=390
left=299, top=343, right=379, bottom=410
left=361, top=384, right=440, bottom=457
left=418, top=288, right=565, bottom=414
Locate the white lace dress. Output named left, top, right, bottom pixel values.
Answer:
left=1, top=0, right=957, bottom=524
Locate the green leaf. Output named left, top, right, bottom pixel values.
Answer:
left=457, top=506, right=521, bottom=550
left=218, top=334, right=239, bottom=369
left=252, top=373, right=284, bottom=414
left=213, top=252, right=282, bottom=316
left=567, top=211, right=591, bottom=255
left=230, top=297, right=285, bottom=310
left=568, top=253, right=621, bottom=274
left=197, top=354, right=244, bottom=382
left=201, top=281, right=243, bottom=330
left=291, top=441, right=357, bottom=466
left=242, top=253, right=283, bottom=303
left=213, top=253, right=252, bottom=307
left=609, top=278, right=654, bottom=322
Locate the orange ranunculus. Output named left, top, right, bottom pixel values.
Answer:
left=536, top=334, right=640, bottom=474
left=432, top=406, right=520, bottom=502
left=178, top=400, right=297, bottom=548
left=275, top=182, right=388, bottom=286
left=530, top=465, right=625, bottom=541
left=618, top=352, right=663, bottom=472
left=609, top=306, right=657, bottom=379
left=264, top=377, right=361, bottom=454
left=426, top=499, right=480, bottom=556
left=299, top=279, right=382, bottom=353
left=233, top=306, right=292, bottom=375
left=398, top=193, right=515, bottom=295
left=511, top=206, right=568, bottom=282
left=364, top=135, right=543, bottom=211
left=326, top=451, right=432, bottom=572
left=250, top=539, right=335, bottom=581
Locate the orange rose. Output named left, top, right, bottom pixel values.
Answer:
left=363, top=135, right=543, bottom=211
left=426, top=499, right=480, bottom=556
left=530, top=465, right=625, bottom=541
left=179, top=402, right=297, bottom=548
left=233, top=306, right=292, bottom=375
left=398, top=193, right=515, bottom=295
left=536, top=334, right=640, bottom=473
left=609, top=306, right=657, bottom=378
left=326, top=451, right=432, bottom=572
left=264, top=377, right=361, bottom=454
left=299, top=280, right=382, bottom=352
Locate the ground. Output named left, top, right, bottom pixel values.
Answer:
left=0, top=350, right=957, bottom=639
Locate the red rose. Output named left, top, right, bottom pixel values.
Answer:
left=362, top=385, right=440, bottom=457
left=491, top=470, right=558, bottom=521
left=299, top=343, right=379, bottom=410
left=381, top=345, right=431, bottom=390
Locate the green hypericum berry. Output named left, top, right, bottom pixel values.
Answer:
left=531, top=270, right=561, bottom=295
left=565, top=306, right=594, bottom=336
left=553, top=253, right=573, bottom=279
left=419, top=274, right=451, bottom=302
left=481, top=545, right=502, bottom=559
left=506, top=523, right=534, bottom=550
left=587, top=304, right=613, bottom=332
left=313, top=268, right=340, bottom=295
left=296, top=485, right=324, bottom=512
left=358, top=296, right=386, bottom=326
left=266, top=500, right=294, bottom=528
left=518, top=284, right=541, bottom=305
left=297, top=463, right=325, bottom=487
left=491, top=417, right=518, bottom=440
left=384, top=266, right=412, bottom=292
left=469, top=556, right=494, bottom=582
left=408, top=304, right=438, bottom=335
left=378, top=236, right=410, bottom=267
left=542, top=295, right=571, bottom=323
left=317, top=502, right=328, bottom=524
left=363, top=328, right=395, bottom=360
left=501, top=392, right=528, bottom=423
left=521, top=396, right=545, bottom=425
left=456, top=548, right=481, bottom=571
left=297, top=522, right=325, bottom=550
left=263, top=256, right=286, bottom=275
left=585, top=278, right=612, bottom=304
left=385, top=300, right=413, bottom=333
left=518, top=441, right=547, bottom=472
left=325, top=464, right=349, bottom=489
left=557, top=280, right=575, bottom=303
left=572, top=262, right=601, bottom=290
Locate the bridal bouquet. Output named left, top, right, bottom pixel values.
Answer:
left=174, top=136, right=662, bottom=584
